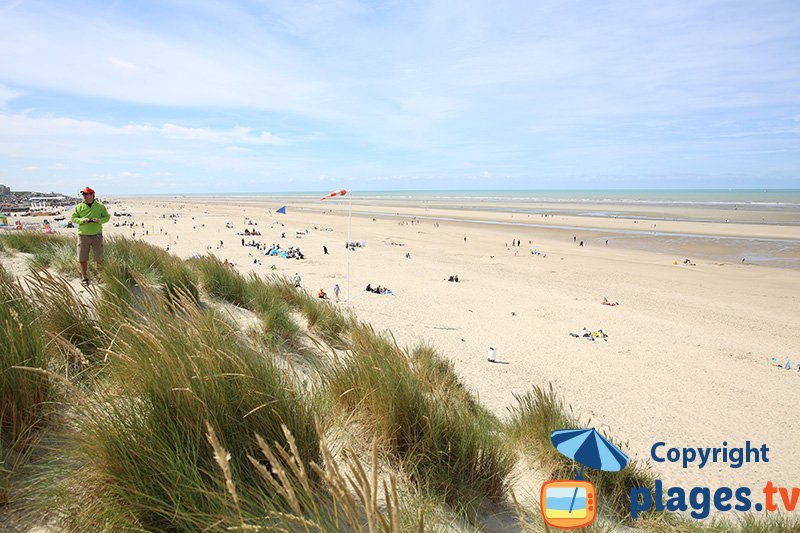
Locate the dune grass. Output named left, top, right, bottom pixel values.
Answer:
left=190, top=257, right=347, bottom=348
left=297, top=292, right=351, bottom=348
left=26, top=270, right=107, bottom=366
left=327, top=323, right=515, bottom=517
left=0, top=232, right=198, bottom=302
left=191, top=255, right=302, bottom=348
left=0, top=262, right=11, bottom=282
left=103, top=236, right=199, bottom=303
left=0, top=231, right=71, bottom=255
left=505, top=384, right=657, bottom=522
left=3, top=240, right=797, bottom=532
left=0, top=232, right=75, bottom=274
left=0, top=274, right=51, bottom=444
left=50, top=287, right=321, bottom=530
left=262, top=276, right=351, bottom=348
left=190, top=254, right=250, bottom=306
left=198, top=421, right=432, bottom=532
left=29, top=237, right=76, bottom=274
left=410, top=344, right=484, bottom=415
left=246, top=277, right=303, bottom=349
left=0, top=273, right=53, bottom=505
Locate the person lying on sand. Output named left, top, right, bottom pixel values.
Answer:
left=569, top=328, right=608, bottom=340
left=602, top=297, right=619, bottom=306
left=569, top=328, right=594, bottom=340
left=365, top=284, right=393, bottom=295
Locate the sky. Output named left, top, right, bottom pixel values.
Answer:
left=1, top=0, right=799, bottom=194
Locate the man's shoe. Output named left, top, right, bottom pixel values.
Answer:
left=81, top=278, right=90, bottom=287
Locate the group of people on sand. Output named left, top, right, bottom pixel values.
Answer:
left=570, top=327, right=608, bottom=341
left=365, top=283, right=392, bottom=295
left=238, top=228, right=262, bottom=236
left=446, top=275, right=460, bottom=282
left=317, top=284, right=341, bottom=301
left=242, top=239, right=265, bottom=248
left=266, top=244, right=304, bottom=259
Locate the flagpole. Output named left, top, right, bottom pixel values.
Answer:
left=347, top=190, right=352, bottom=307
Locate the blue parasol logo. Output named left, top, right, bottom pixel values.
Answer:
left=541, top=427, right=630, bottom=529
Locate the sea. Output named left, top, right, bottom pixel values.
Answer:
left=191, top=188, right=800, bottom=206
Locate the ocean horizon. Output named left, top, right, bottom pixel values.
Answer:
left=119, top=189, right=800, bottom=208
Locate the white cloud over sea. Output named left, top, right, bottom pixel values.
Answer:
left=1, top=0, right=798, bottom=193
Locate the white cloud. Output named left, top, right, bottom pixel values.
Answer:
left=159, top=124, right=282, bottom=145
left=225, top=146, right=255, bottom=153
left=0, top=84, right=22, bottom=107
left=699, top=128, right=800, bottom=139
left=106, top=56, right=141, bottom=74
left=0, top=114, right=283, bottom=148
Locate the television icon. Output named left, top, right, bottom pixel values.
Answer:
left=540, top=479, right=596, bottom=529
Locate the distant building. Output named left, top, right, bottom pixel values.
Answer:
left=0, top=184, right=10, bottom=195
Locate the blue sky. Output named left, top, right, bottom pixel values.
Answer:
left=1, top=0, right=799, bottom=194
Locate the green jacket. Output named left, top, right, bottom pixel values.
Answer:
left=71, top=200, right=111, bottom=236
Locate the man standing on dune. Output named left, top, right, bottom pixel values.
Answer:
left=71, top=186, right=110, bottom=286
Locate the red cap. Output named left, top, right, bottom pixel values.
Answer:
left=81, top=187, right=95, bottom=195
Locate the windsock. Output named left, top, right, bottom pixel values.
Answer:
left=321, top=188, right=347, bottom=200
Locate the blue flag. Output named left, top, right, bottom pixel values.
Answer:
left=276, top=206, right=287, bottom=214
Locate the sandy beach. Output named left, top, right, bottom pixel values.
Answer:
left=26, top=193, right=800, bottom=498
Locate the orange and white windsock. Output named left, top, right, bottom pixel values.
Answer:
left=320, top=188, right=348, bottom=200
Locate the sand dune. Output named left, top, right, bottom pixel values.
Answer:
left=42, top=194, right=800, bottom=494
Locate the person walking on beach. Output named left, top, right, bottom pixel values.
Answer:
left=293, top=272, right=302, bottom=288
left=334, top=283, right=341, bottom=301
left=71, top=186, right=110, bottom=287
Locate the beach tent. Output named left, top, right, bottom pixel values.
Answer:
left=276, top=206, right=287, bottom=215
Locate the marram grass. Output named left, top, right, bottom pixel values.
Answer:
left=50, top=289, right=320, bottom=530
left=26, top=270, right=107, bottom=365
left=191, top=256, right=302, bottom=348
left=0, top=231, right=73, bottom=255
left=1, top=241, right=797, bottom=532
left=327, top=323, right=515, bottom=517
left=102, top=235, right=200, bottom=303
left=0, top=274, right=51, bottom=447
left=0, top=272, right=53, bottom=505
